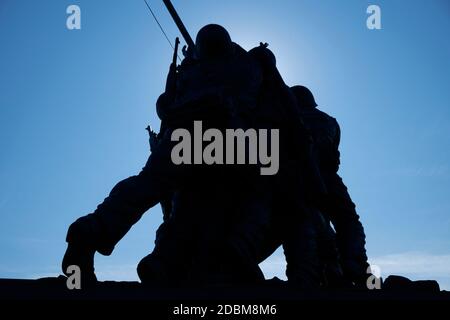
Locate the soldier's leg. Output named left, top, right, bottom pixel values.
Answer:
left=137, top=189, right=206, bottom=286
left=314, top=212, right=345, bottom=288
left=62, top=129, right=193, bottom=280
left=178, top=182, right=240, bottom=285
left=138, top=214, right=195, bottom=286
left=322, top=173, right=369, bottom=285
left=282, top=205, right=322, bottom=289
left=62, top=173, right=165, bottom=284
left=223, top=182, right=274, bottom=284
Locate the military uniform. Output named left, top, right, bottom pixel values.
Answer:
left=292, top=85, right=369, bottom=285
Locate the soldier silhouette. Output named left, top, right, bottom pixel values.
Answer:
left=62, top=18, right=370, bottom=289
left=291, top=85, right=369, bottom=287
left=228, top=47, right=333, bottom=289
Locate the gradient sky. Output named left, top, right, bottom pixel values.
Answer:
left=1, top=0, right=449, bottom=289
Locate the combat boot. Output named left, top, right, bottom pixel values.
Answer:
left=62, top=217, right=98, bottom=287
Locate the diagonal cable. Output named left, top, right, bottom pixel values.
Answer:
left=143, top=0, right=181, bottom=61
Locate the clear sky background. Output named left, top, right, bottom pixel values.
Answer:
left=1, top=0, right=449, bottom=289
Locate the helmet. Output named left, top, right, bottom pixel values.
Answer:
left=248, top=43, right=276, bottom=67
left=291, top=85, right=318, bottom=108
left=195, top=24, right=233, bottom=60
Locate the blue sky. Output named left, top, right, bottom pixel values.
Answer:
left=0, top=1, right=449, bottom=289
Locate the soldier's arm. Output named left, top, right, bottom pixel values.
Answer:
left=156, top=93, right=177, bottom=121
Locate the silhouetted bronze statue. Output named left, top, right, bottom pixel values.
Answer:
left=62, top=17, right=369, bottom=289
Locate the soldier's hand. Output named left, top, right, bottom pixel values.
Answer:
left=149, top=130, right=159, bottom=152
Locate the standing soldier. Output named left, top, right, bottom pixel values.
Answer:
left=291, top=85, right=370, bottom=287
